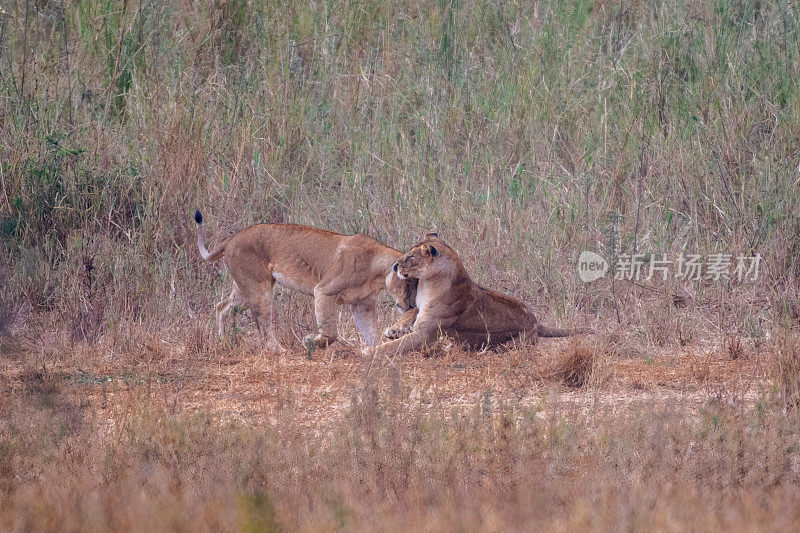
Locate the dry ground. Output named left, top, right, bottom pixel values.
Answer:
left=2, top=325, right=798, bottom=531
left=0, top=329, right=770, bottom=429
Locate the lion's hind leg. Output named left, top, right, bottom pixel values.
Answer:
left=215, top=283, right=243, bottom=338
left=236, top=274, right=285, bottom=354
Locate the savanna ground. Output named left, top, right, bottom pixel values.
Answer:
left=2, top=0, right=800, bottom=530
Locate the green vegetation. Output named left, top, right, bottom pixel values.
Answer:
left=2, top=0, right=798, bottom=340
left=2, top=1, right=800, bottom=528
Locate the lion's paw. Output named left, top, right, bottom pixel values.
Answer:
left=383, top=326, right=411, bottom=340
left=303, top=333, right=336, bottom=351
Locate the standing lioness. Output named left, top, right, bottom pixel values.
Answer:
left=195, top=211, right=415, bottom=352
left=374, top=235, right=592, bottom=357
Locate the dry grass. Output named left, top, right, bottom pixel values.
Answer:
left=548, top=339, right=596, bottom=388
left=775, top=331, right=800, bottom=410
left=0, top=335, right=797, bottom=531
left=2, top=0, right=800, bottom=529
left=1, top=0, right=798, bottom=350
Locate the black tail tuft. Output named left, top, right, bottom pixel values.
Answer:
left=194, top=210, right=203, bottom=225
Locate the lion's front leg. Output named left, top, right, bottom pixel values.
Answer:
left=352, top=297, right=379, bottom=345
left=305, top=288, right=339, bottom=349
left=383, top=307, right=419, bottom=339
left=368, top=325, right=437, bottom=359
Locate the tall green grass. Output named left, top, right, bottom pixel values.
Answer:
left=1, top=0, right=798, bottom=344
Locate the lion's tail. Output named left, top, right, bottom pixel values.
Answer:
left=537, top=324, right=595, bottom=338
left=194, top=210, right=227, bottom=262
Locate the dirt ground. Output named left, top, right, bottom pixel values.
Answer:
left=0, top=331, right=770, bottom=428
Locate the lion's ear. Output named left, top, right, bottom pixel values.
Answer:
left=424, top=232, right=439, bottom=240
left=428, top=244, right=438, bottom=257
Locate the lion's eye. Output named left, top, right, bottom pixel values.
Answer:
left=393, top=263, right=399, bottom=272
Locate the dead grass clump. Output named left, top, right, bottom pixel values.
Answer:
left=774, top=331, right=800, bottom=409
left=551, top=340, right=595, bottom=388
left=727, top=336, right=745, bottom=360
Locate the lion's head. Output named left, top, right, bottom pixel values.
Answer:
left=385, top=265, right=418, bottom=312
left=395, top=233, right=461, bottom=281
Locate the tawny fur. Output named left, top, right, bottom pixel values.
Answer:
left=195, top=211, right=416, bottom=351
left=377, top=235, right=593, bottom=357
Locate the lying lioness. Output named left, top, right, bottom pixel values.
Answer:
left=375, top=234, right=592, bottom=357
left=195, top=211, right=416, bottom=352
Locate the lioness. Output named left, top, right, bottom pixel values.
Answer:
left=375, top=235, right=593, bottom=357
left=195, top=211, right=416, bottom=352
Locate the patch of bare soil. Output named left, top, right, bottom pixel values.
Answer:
left=0, top=333, right=769, bottom=428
